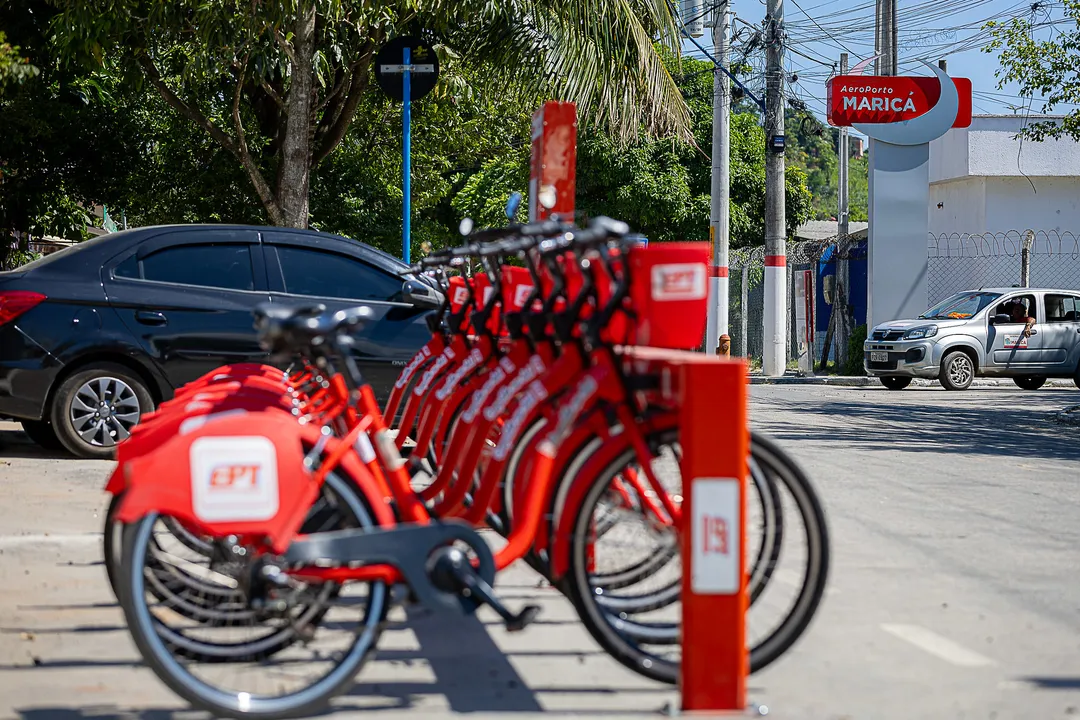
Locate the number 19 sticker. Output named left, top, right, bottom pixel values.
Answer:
left=690, top=478, right=741, bottom=595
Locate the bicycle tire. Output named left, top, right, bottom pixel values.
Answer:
left=575, top=431, right=783, bottom=619
left=117, top=471, right=390, bottom=719
left=565, top=431, right=829, bottom=682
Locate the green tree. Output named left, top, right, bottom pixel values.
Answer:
left=986, top=3, right=1080, bottom=141
left=51, top=0, right=692, bottom=229
left=454, top=55, right=814, bottom=247
left=0, top=1, right=143, bottom=240
left=0, top=31, right=39, bottom=87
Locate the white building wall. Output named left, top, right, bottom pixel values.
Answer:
left=928, top=177, right=984, bottom=236
left=928, top=127, right=969, bottom=184
left=928, top=115, right=1080, bottom=236
left=983, top=177, right=1080, bottom=234
left=925, top=115, right=1080, bottom=302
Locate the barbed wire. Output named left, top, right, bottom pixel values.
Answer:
left=730, top=230, right=867, bottom=268
left=928, top=229, right=1080, bottom=259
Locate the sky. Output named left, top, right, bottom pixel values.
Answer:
left=678, top=0, right=1078, bottom=139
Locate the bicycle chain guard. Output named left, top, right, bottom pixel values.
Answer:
left=282, top=518, right=496, bottom=616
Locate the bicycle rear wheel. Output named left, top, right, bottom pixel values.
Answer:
left=116, top=471, right=390, bottom=719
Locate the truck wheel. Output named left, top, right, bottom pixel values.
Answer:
left=1013, top=376, right=1046, bottom=391
left=939, top=351, right=975, bottom=391
left=879, top=377, right=912, bottom=390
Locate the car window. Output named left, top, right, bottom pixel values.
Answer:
left=141, top=244, right=255, bottom=291
left=1046, top=294, right=1080, bottom=322
left=113, top=254, right=139, bottom=279
left=993, top=294, right=1037, bottom=322
left=920, top=291, right=1002, bottom=320
left=272, top=245, right=403, bottom=301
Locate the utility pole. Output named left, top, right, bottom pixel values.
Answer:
left=835, top=52, right=850, bottom=370
left=762, top=0, right=787, bottom=377
left=705, top=0, right=731, bottom=354
left=874, top=0, right=897, bottom=75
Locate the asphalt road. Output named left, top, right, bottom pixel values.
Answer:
left=1, top=384, right=1079, bottom=720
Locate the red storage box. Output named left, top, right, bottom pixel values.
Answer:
left=502, top=266, right=535, bottom=312
left=628, top=242, right=709, bottom=349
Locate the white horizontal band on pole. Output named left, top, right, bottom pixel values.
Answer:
left=380, top=64, right=436, bottom=73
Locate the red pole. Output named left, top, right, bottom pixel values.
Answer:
left=529, top=101, right=577, bottom=222
left=679, top=357, right=749, bottom=711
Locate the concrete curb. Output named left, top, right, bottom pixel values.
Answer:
left=748, top=375, right=1078, bottom=388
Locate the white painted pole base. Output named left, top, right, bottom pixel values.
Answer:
left=717, top=274, right=729, bottom=338
left=705, top=276, right=719, bottom=353
left=762, top=263, right=787, bottom=376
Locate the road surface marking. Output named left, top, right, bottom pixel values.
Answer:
left=880, top=624, right=996, bottom=667
left=0, top=533, right=101, bottom=548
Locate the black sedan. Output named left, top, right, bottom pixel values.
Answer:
left=0, top=224, right=441, bottom=458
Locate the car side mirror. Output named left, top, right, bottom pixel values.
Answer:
left=402, top=278, right=441, bottom=309
left=990, top=313, right=1011, bottom=325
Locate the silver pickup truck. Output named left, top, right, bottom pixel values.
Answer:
left=863, top=288, right=1080, bottom=390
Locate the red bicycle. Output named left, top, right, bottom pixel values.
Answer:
left=106, top=215, right=829, bottom=719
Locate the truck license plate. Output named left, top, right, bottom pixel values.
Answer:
left=871, top=351, right=889, bottom=363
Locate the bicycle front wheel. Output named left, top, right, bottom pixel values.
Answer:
left=565, top=431, right=830, bottom=682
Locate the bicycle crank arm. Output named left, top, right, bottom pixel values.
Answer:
left=282, top=520, right=496, bottom=616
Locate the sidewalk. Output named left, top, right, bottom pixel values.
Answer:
left=748, top=371, right=1078, bottom=388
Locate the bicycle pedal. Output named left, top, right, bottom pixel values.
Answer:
left=504, top=604, right=541, bottom=633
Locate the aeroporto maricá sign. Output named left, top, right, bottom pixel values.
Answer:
left=822, top=59, right=973, bottom=327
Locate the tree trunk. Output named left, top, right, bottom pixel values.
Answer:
left=276, top=2, right=317, bottom=228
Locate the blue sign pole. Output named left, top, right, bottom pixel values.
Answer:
left=402, top=46, right=411, bottom=265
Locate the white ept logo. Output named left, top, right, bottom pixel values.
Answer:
left=190, top=436, right=279, bottom=523
left=651, top=263, right=707, bottom=301
left=513, top=284, right=534, bottom=309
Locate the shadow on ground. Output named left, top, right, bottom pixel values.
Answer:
left=0, top=428, right=74, bottom=460
left=9, top=603, right=667, bottom=718
left=753, top=390, right=1080, bottom=463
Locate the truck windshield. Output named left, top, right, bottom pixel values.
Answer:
left=919, top=292, right=1003, bottom=320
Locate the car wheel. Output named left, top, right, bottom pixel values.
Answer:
left=879, top=376, right=912, bottom=391
left=939, top=351, right=975, bottom=391
left=50, top=363, right=154, bottom=459
left=1013, top=376, right=1046, bottom=391
left=20, top=420, right=66, bottom=451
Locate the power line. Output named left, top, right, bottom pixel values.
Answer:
left=788, top=0, right=859, bottom=55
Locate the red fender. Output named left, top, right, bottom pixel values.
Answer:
left=164, top=375, right=291, bottom=409
left=169, top=364, right=288, bottom=399
left=107, top=394, right=299, bottom=496
left=124, top=388, right=296, bottom=451
left=114, top=413, right=393, bottom=555
left=546, top=412, right=679, bottom=581
left=508, top=404, right=614, bottom=554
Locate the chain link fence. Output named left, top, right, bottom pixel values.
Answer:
left=927, top=230, right=1080, bottom=306
left=729, top=228, right=1080, bottom=372
left=729, top=233, right=867, bottom=371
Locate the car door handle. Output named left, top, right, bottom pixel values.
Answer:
left=134, top=310, right=167, bottom=326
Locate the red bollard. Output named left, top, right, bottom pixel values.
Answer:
left=528, top=101, right=577, bottom=222
left=678, top=356, right=749, bottom=713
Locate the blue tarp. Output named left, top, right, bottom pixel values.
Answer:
left=816, top=239, right=868, bottom=335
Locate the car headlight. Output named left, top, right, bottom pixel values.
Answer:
left=903, top=325, right=938, bottom=340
